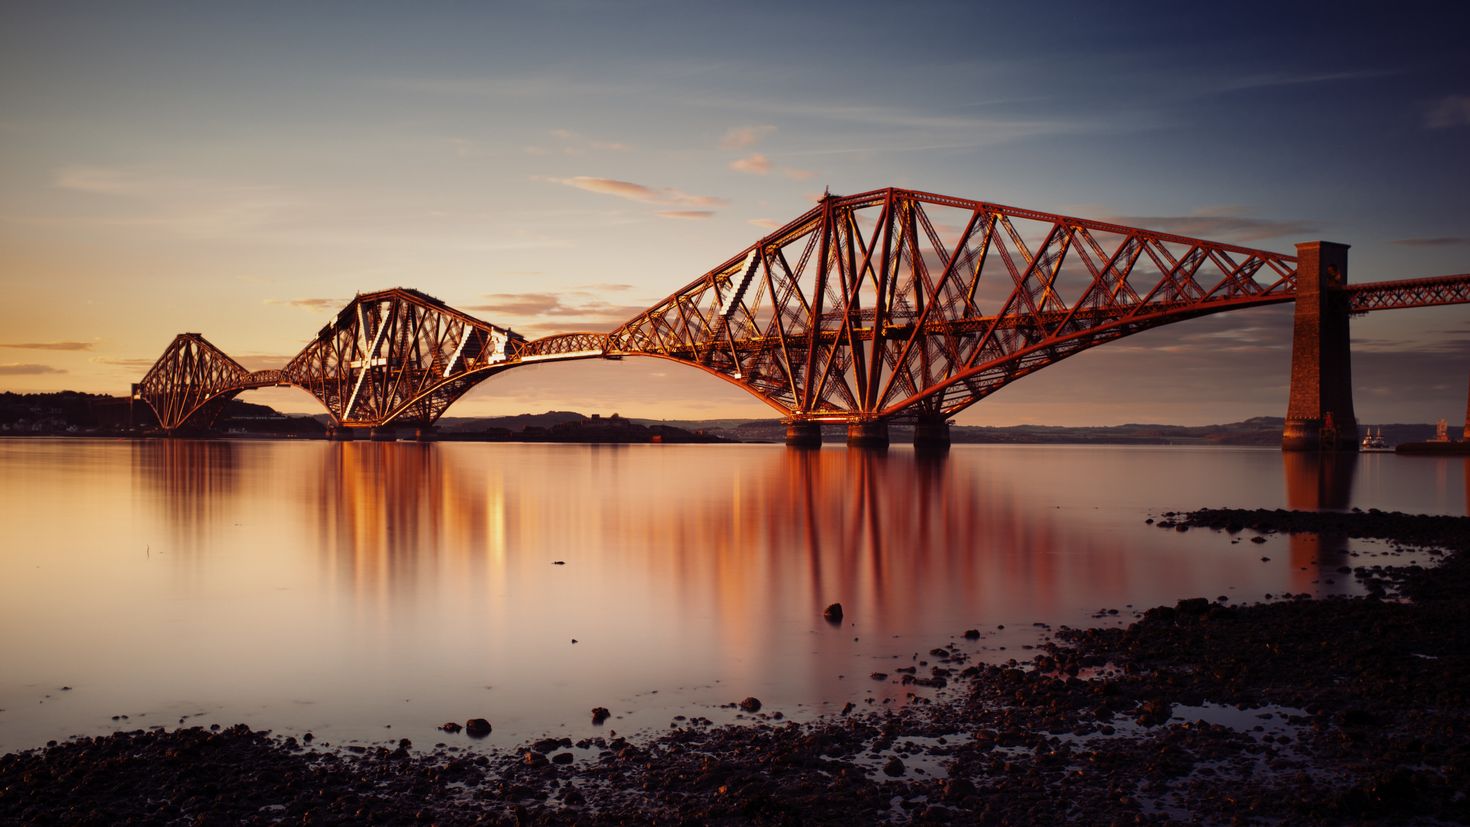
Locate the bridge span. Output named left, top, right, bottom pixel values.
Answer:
left=134, top=187, right=1470, bottom=450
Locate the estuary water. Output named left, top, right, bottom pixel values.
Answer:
left=1, top=439, right=1466, bottom=754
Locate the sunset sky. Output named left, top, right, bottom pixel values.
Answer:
left=2, top=1, right=1468, bottom=425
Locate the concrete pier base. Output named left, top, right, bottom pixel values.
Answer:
left=846, top=420, right=890, bottom=449
left=1283, top=241, right=1358, bottom=451
left=784, top=421, right=822, bottom=448
left=912, top=418, right=951, bottom=453
left=1282, top=418, right=1355, bottom=452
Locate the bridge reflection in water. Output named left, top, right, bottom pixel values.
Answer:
left=0, top=439, right=1439, bottom=748
left=1283, top=451, right=1358, bottom=595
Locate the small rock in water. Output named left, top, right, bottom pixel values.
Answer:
left=440, top=722, right=462, bottom=733
left=883, top=756, right=905, bottom=777
left=823, top=602, right=843, bottom=622
left=464, top=718, right=492, bottom=738
left=553, top=561, right=566, bottom=565
left=591, top=707, right=611, bottom=725
left=738, top=696, right=762, bottom=713
left=963, top=629, right=981, bottom=640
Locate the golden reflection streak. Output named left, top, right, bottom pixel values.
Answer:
left=130, top=442, right=1221, bottom=695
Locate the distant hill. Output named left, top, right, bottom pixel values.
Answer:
left=436, top=410, right=587, bottom=433
left=0, top=392, right=1450, bottom=446
left=622, top=415, right=1446, bottom=447
left=0, top=392, right=323, bottom=436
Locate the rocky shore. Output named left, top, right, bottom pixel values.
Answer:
left=3, top=508, right=1467, bottom=825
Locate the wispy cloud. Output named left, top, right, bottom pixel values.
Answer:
left=780, top=167, right=815, bottom=181
left=1425, top=95, right=1470, bottom=129
left=0, top=341, right=94, bottom=351
left=1216, top=69, right=1395, bottom=93
left=698, top=99, right=1091, bottom=155
left=55, top=167, right=146, bottom=194
left=1393, top=236, right=1470, bottom=247
left=552, top=128, right=630, bottom=152
left=467, top=287, right=650, bottom=336
left=526, top=129, right=633, bottom=156
left=50, top=165, right=301, bottom=239
left=656, top=210, right=715, bottom=220
left=267, top=297, right=345, bottom=312
left=748, top=218, right=782, bottom=230
left=93, top=357, right=159, bottom=370
left=545, top=176, right=725, bottom=208
left=235, top=354, right=295, bottom=371
left=1107, top=207, right=1317, bottom=244
left=729, top=153, right=771, bottom=175
left=720, top=125, right=776, bottom=149
left=374, top=74, right=636, bottom=101
left=0, top=363, right=66, bottom=375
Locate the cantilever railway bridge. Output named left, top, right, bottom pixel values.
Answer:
left=134, top=187, right=1470, bottom=449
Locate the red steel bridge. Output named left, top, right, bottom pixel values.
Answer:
left=134, top=187, right=1470, bottom=449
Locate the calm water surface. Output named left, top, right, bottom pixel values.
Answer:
left=1, top=439, right=1466, bottom=753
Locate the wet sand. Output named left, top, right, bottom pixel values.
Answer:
left=3, top=508, right=1467, bottom=825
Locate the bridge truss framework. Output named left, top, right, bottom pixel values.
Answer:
left=133, top=188, right=1470, bottom=449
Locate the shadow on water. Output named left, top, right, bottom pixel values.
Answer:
left=1282, top=451, right=1358, bottom=594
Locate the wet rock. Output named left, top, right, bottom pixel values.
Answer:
left=963, top=629, right=981, bottom=640
left=591, top=707, right=611, bottom=725
left=882, top=756, right=905, bottom=777
left=823, top=602, right=844, bottom=622
left=464, top=718, right=492, bottom=738
left=439, top=722, right=462, bottom=734
left=738, top=697, right=762, bottom=713
left=552, top=751, right=574, bottom=765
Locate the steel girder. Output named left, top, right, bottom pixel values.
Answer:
left=1346, top=273, right=1470, bottom=312
left=282, top=288, right=525, bottom=428
left=134, top=334, right=281, bottom=430
left=134, top=188, right=1470, bottom=432
left=135, top=334, right=243, bottom=430
left=610, top=188, right=1301, bottom=421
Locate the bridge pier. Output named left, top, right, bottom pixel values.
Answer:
left=912, top=417, right=951, bottom=453
left=784, top=421, right=822, bottom=448
left=1283, top=241, right=1358, bottom=452
left=846, top=420, right=890, bottom=449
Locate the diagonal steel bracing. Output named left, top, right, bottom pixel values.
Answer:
left=135, top=188, right=1470, bottom=432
